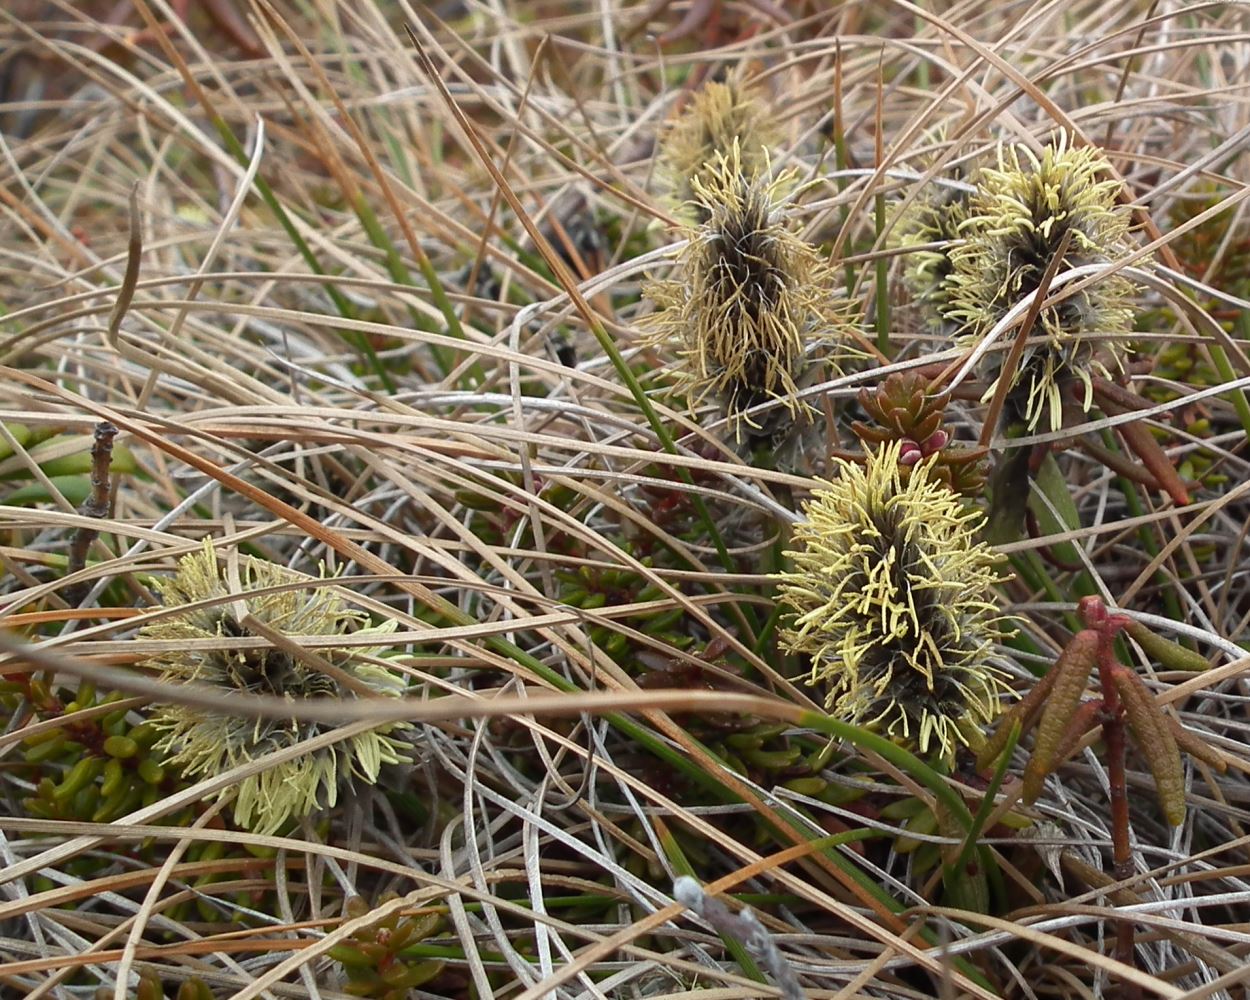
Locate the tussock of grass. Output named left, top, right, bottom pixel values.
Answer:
left=1, top=2, right=1249, bottom=998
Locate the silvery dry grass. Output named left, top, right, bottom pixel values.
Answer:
left=0, top=2, right=1249, bottom=999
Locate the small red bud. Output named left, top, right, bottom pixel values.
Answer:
left=1104, top=614, right=1131, bottom=637
left=899, top=440, right=923, bottom=465
left=1078, top=596, right=1108, bottom=628
left=921, top=429, right=949, bottom=454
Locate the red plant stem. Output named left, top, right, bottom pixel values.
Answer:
left=1097, top=620, right=1140, bottom=1000
left=1096, top=620, right=1132, bottom=879
left=1104, top=712, right=1140, bottom=1000
left=1102, top=711, right=1131, bottom=876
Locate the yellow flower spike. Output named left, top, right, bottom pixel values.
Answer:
left=776, top=442, right=1014, bottom=764
left=644, top=142, right=857, bottom=438
left=140, top=540, right=410, bottom=835
left=947, top=135, right=1142, bottom=432
left=892, top=170, right=973, bottom=329
left=657, top=77, right=778, bottom=219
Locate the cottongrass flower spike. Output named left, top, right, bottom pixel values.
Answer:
left=658, top=77, right=778, bottom=218
left=141, top=540, right=409, bottom=835
left=948, top=134, right=1140, bottom=431
left=777, top=442, right=1012, bottom=762
left=645, top=141, right=855, bottom=438
left=892, top=165, right=973, bottom=330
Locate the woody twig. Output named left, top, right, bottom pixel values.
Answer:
left=63, top=421, right=117, bottom=607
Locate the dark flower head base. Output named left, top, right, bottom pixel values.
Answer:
left=778, top=443, right=1013, bottom=762
left=948, top=135, right=1140, bottom=431
left=893, top=172, right=972, bottom=329
left=140, top=540, right=408, bottom=835
left=645, top=143, right=856, bottom=438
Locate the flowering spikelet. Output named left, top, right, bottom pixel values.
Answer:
left=658, top=78, right=778, bottom=217
left=140, top=540, right=408, bottom=835
left=645, top=143, right=854, bottom=437
left=892, top=171, right=972, bottom=329
left=948, top=135, right=1140, bottom=431
left=776, top=442, right=1012, bottom=762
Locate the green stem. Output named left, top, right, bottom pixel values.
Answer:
left=949, top=720, right=1017, bottom=912
left=583, top=317, right=760, bottom=640
left=875, top=188, right=890, bottom=355
left=207, top=115, right=395, bottom=391
left=1211, top=316, right=1250, bottom=439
